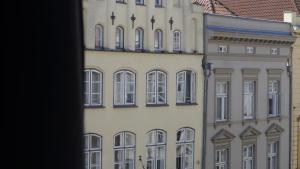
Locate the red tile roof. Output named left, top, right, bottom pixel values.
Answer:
left=195, top=0, right=300, bottom=21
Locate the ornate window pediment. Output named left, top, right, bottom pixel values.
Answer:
left=265, top=123, right=284, bottom=137
left=240, top=126, right=261, bottom=140
left=211, top=129, right=235, bottom=144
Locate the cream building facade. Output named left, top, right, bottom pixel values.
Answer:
left=285, top=11, right=300, bottom=169
left=82, top=1, right=204, bottom=169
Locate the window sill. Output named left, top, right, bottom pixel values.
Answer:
left=176, top=103, right=198, bottom=106
left=116, top=1, right=127, bottom=5
left=113, top=105, right=138, bottom=108
left=135, top=49, right=145, bottom=52
left=267, top=115, right=282, bottom=123
left=84, top=105, right=105, bottom=109
left=155, top=5, right=164, bottom=8
left=214, top=120, right=231, bottom=128
left=146, top=104, right=169, bottom=107
left=115, top=48, right=126, bottom=51
left=242, top=118, right=258, bottom=125
left=173, top=50, right=182, bottom=53
left=136, top=3, right=146, bottom=6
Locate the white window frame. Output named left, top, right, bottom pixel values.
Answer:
left=147, top=70, right=167, bottom=105
left=243, top=144, right=254, bottom=169
left=135, top=28, right=144, bottom=50
left=271, top=48, right=279, bottom=55
left=243, top=80, right=256, bottom=119
left=95, top=24, right=104, bottom=49
left=176, top=71, right=196, bottom=104
left=114, top=132, right=136, bottom=169
left=114, top=70, right=136, bottom=106
left=268, top=80, right=280, bottom=117
left=176, top=128, right=194, bottom=169
left=84, top=69, right=103, bottom=107
left=267, top=141, right=279, bottom=169
left=84, top=134, right=102, bottom=169
left=218, top=45, right=228, bottom=53
left=173, top=31, right=181, bottom=52
left=216, top=81, right=228, bottom=121
left=116, top=26, right=124, bottom=49
left=246, top=46, right=255, bottom=54
left=146, top=130, right=166, bottom=169
left=154, top=29, right=163, bottom=51
left=215, top=149, right=227, bottom=169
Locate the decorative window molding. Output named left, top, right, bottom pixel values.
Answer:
left=114, top=132, right=136, bottom=169
left=173, top=30, right=181, bottom=52
left=176, top=71, right=196, bottom=104
left=211, top=129, right=235, bottom=144
left=114, top=70, right=136, bottom=106
left=146, top=70, right=167, bottom=105
left=95, top=24, right=104, bottom=49
left=135, top=28, right=144, bottom=50
left=146, top=130, right=166, bottom=169
left=265, top=123, right=284, bottom=138
left=240, top=126, right=261, bottom=141
left=84, top=69, right=103, bottom=107
left=154, top=29, right=163, bottom=51
left=176, top=128, right=194, bottom=169
left=242, top=69, right=259, bottom=121
left=84, top=134, right=102, bottom=169
left=116, top=26, right=124, bottom=49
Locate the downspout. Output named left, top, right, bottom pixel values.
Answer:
left=288, top=46, right=293, bottom=169
left=201, top=13, right=208, bottom=169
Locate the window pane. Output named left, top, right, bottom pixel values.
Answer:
left=177, top=129, right=184, bottom=142
left=147, top=131, right=156, bottom=145
left=125, top=133, right=134, bottom=146
left=157, top=131, right=166, bottom=144
left=115, top=134, right=122, bottom=147
left=85, top=135, right=89, bottom=150
left=217, top=97, right=222, bottom=120
left=186, top=129, right=194, bottom=141
left=115, top=149, right=124, bottom=162
left=147, top=147, right=155, bottom=160
left=91, top=136, right=101, bottom=149
left=91, top=151, right=100, bottom=165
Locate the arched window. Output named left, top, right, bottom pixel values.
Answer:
left=114, top=70, right=136, bottom=105
left=173, top=30, right=181, bottom=52
left=176, top=128, right=194, bottom=169
left=84, top=69, right=103, bottom=106
left=176, top=71, right=196, bottom=104
left=146, top=130, right=166, bottom=169
left=114, top=132, right=136, bottom=169
left=154, top=29, right=163, bottom=51
left=135, top=28, right=144, bottom=50
left=95, top=24, right=104, bottom=49
left=84, top=134, right=102, bottom=169
left=147, top=70, right=167, bottom=105
left=116, top=26, right=124, bottom=49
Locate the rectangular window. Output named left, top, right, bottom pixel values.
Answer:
left=176, top=71, right=196, bottom=104
left=155, top=0, right=162, bottom=7
left=136, top=0, right=144, bottom=5
left=271, top=48, right=279, bottom=55
left=243, top=81, right=256, bottom=119
left=215, top=149, right=228, bottom=169
left=216, top=81, right=229, bottom=121
left=246, top=46, right=255, bottom=54
left=268, top=141, right=279, bottom=169
left=268, top=80, right=280, bottom=117
left=243, top=144, right=254, bottom=169
left=218, top=45, right=228, bottom=53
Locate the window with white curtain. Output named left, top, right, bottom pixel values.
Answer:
left=176, top=128, right=194, bottom=169
left=84, top=69, right=102, bottom=106
left=216, top=81, right=229, bottom=121
left=267, top=141, right=279, bottom=169
left=146, top=130, right=166, bottom=169
left=243, top=144, right=255, bottom=169
left=95, top=24, right=104, bottom=49
left=114, top=70, right=135, bottom=105
left=176, top=71, right=196, bottom=104
left=243, top=80, right=256, bottom=119
left=114, top=132, right=135, bottom=169
left=173, top=31, right=181, bottom=52
left=84, top=134, right=102, bottom=169
left=154, top=29, right=163, bottom=51
left=116, top=26, right=124, bottom=49
left=215, top=148, right=228, bottom=169
left=135, top=28, right=144, bottom=50
left=147, top=70, right=167, bottom=105
left=268, top=80, right=280, bottom=117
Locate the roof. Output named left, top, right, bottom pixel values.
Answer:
left=195, top=0, right=300, bottom=21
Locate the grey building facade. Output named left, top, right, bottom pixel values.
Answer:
left=204, top=14, right=295, bottom=169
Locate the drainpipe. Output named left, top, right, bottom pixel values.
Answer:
left=287, top=47, right=293, bottom=169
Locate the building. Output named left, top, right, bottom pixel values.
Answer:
left=204, top=13, right=294, bottom=169
left=285, top=11, right=300, bottom=169
left=82, top=1, right=204, bottom=169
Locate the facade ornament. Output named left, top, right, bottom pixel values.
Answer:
left=130, top=14, right=136, bottom=29
left=110, top=12, right=116, bottom=25
left=150, top=16, right=155, bottom=30
left=169, top=17, right=174, bottom=30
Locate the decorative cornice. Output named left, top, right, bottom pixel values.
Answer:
left=211, top=129, right=235, bottom=144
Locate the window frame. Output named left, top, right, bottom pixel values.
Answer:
left=176, top=127, right=195, bottom=169
left=155, top=0, right=163, bottom=7
left=218, top=45, right=228, bottom=53
left=84, top=134, right=102, bottom=169
left=114, top=132, right=136, bottom=169
left=135, top=28, right=144, bottom=51
left=267, top=141, right=279, bottom=169
left=215, top=81, right=229, bottom=122
left=242, top=144, right=255, bottom=169
left=116, top=26, right=124, bottom=49
left=113, top=70, right=136, bottom=106
left=176, top=70, right=196, bottom=104
left=146, top=70, right=167, bottom=106
left=136, top=0, right=144, bottom=5
left=173, top=30, right=181, bottom=52
left=95, top=24, right=104, bottom=49
left=154, top=29, right=163, bottom=51
left=243, top=80, right=256, bottom=120
left=215, top=148, right=228, bottom=169
left=270, top=48, right=279, bottom=55
left=268, top=80, right=280, bottom=117
left=84, top=69, right=103, bottom=107
left=246, top=46, right=255, bottom=54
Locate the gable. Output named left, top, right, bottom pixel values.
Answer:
left=265, top=123, right=284, bottom=137
left=211, top=129, right=235, bottom=144
left=240, top=126, right=261, bottom=140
